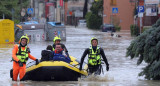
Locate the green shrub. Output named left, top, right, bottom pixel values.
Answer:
left=130, top=24, right=140, bottom=36
left=126, top=18, right=160, bottom=80
left=142, top=27, right=151, bottom=32
left=85, top=12, right=102, bottom=29
left=85, top=12, right=92, bottom=27
left=85, top=0, right=103, bottom=30
left=115, top=25, right=121, bottom=32
left=14, top=19, right=20, bottom=24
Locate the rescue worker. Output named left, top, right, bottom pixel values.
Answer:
left=52, top=36, right=69, bottom=57
left=12, top=35, right=39, bottom=81
left=79, top=37, right=109, bottom=75
left=52, top=43, right=71, bottom=63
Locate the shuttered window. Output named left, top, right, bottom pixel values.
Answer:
left=111, top=0, right=117, bottom=6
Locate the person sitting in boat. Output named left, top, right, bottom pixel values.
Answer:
left=52, top=43, right=71, bottom=63
left=40, top=45, right=54, bottom=62
left=52, top=36, right=69, bottom=57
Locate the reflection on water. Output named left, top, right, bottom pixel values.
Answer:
left=0, top=44, right=13, bottom=59
left=1, top=26, right=160, bottom=86
left=0, top=44, right=14, bottom=48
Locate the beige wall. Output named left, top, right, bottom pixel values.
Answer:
left=56, top=1, right=61, bottom=22
left=103, top=0, right=135, bottom=30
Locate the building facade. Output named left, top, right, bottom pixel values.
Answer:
left=64, top=0, right=84, bottom=25
left=103, top=0, right=135, bottom=30
left=140, top=0, right=159, bottom=27
left=31, top=0, right=64, bottom=23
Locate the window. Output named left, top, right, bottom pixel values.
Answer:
left=110, top=0, right=117, bottom=6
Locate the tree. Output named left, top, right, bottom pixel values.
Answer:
left=90, top=0, right=103, bottom=15
left=85, top=0, right=103, bottom=29
left=83, top=0, right=88, bottom=18
left=126, top=19, right=160, bottom=80
left=0, top=0, right=29, bottom=23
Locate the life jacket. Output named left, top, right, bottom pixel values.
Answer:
left=52, top=44, right=55, bottom=51
left=53, top=48, right=55, bottom=51
left=88, top=46, right=101, bottom=66
left=15, top=45, right=30, bottom=63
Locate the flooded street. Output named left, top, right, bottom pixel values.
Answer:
left=1, top=26, right=160, bottom=86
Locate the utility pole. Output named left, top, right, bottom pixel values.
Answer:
left=102, top=0, right=104, bottom=25
left=137, top=0, right=142, bottom=34
left=83, top=0, right=88, bottom=18
left=12, top=8, right=14, bottom=20
left=62, top=1, right=65, bottom=24
left=20, top=0, right=22, bottom=22
left=3, top=14, right=5, bottom=19
left=136, top=0, right=139, bottom=26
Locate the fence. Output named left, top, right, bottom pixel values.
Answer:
left=45, top=22, right=66, bottom=41
left=15, top=22, right=66, bottom=42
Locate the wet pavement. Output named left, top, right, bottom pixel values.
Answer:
left=1, top=26, right=160, bottom=86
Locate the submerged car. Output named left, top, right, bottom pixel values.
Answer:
left=101, top=24, right=116, bottom=32
left=19, top=21, right=39, bottom=25
left=47, top=22, right=64, bottom=26
left=78, top=19, right=86, bottom=27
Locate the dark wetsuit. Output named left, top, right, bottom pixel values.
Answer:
left=79, top=46, right=109, bottom=75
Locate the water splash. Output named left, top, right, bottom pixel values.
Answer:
left=79, top=73, right=114, bottom=82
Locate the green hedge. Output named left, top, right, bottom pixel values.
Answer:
left=142, top=27, right=151, bottom=32
left=130, top=24, right=140, bottom=36
left=115, top=25, right=121, bottom=32
left=85, top=12, right=102, bottom=29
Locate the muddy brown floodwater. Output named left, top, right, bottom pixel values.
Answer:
left=0, top=26, right=160, bottom=86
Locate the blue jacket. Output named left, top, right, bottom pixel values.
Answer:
left=52, top=51, right=71, bottom=63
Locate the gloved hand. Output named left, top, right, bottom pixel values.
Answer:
left=35, top=59, right=39, bottom=65
left=106, top=64, right=109, bottom=71
left=18, top=61, right=23, bottom=67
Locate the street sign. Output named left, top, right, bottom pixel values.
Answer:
left=145, top=0, right=159, bottom=4
left=112, top=7, right=118, bottom=14
left=27, top=8, right=34, bottom=14
left=158, top=7, right=160, bottom=14
left=75, top=10, right=83, bottom=17
left=46, top=3, right=54, bottom=6
left=151, top=7, right=157, bottom=12
left=60, top=0, right=63, bottom=7
left=146, top=4, right=157, bottom=16
left=103, top=14, right=106, bottom=17
left=21, top=8, right=26, bottom=16
left=69, top=11, right=72, bottom=16
left=138, top=13, right=143, bottom=17
left=138, top=6, right=144, bottom=13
